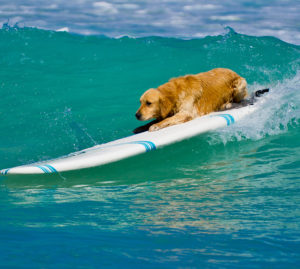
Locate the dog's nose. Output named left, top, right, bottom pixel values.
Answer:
left=135, top=112, right=141, bottom=120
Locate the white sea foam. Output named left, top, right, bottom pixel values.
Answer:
left=56, top=27, right=69, bottom=32
left=208, top=72, right=300, bottom=145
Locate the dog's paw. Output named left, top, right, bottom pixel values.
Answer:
left=149, top=124, right=161, bottom=132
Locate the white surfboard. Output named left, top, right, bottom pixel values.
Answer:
left=0, top=92, right=268, bottom=175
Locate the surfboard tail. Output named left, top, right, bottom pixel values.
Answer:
left=255, top=88, right=270, bottom=97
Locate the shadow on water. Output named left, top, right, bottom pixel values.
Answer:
left=0, top=131, right=273, bottom=189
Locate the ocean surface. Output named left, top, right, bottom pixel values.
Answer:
left=1, top=1, right=300, bottom=268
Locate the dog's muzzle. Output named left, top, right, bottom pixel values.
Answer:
left=135, top=112, right=142, bottom=120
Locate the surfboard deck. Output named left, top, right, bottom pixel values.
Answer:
left=1, top=91, right=268, bottom=175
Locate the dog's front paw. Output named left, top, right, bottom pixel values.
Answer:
left=149, top=124, right=161, bottom=132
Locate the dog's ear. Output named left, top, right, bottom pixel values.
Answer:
left=159, top=93, right=173, bottom=119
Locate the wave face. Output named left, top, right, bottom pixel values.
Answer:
left=0, top=27, right=300, bottom=267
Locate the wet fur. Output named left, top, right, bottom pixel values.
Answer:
left=134, top=68, right=248, bottom=133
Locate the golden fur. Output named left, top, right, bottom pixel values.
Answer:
left=134, top=68, right=248, bottom=132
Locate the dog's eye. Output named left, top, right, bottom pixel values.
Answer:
left=146, top=101, right=152, bottom=106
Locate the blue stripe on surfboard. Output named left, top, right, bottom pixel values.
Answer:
left=213, top=114, right=235, bottom=126
left=1, top=168, right=10, bottom=175
left=1, top=165, right=56, bottom=175
left=134, top=141, right=151, bottom=152
left=135, top=142, right=150, bottom=152
left=222, top=113, right=235, bottom=124
left=128, top=141, right=156, bottom=152
left=216, top=114, right=231, bottom=126
left=142, top=141, right=156, bottom=151
left=136, top=141, right=154, bottom=151
left=36, top=165, right=50, bottom=173
left=44, top=164, right=57, bottom=173
left=138, top=141, right=156, bottom=151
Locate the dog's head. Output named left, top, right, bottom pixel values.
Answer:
left=136, top=89, right=173, bottom=121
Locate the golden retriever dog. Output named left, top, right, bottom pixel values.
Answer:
left=134, top=68, right=248, bottom=133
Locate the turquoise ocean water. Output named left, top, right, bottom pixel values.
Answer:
left=1, top=24, right=300, bottom=267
